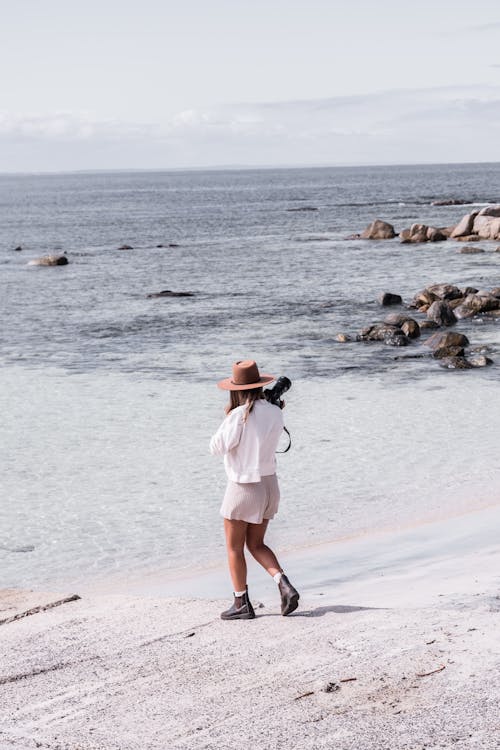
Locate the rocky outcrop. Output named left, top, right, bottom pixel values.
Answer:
left=361, top=220, right=396, bottom=240
left=454, top=293, right=500, bottom=319
left=27, top=254, right=68, bottom=266
left=400, top=224, right=447, bottom=243
left=452, top=205, right=500, bottom=240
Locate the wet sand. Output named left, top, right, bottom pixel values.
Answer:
left=1, top=505, right=499, bottom=750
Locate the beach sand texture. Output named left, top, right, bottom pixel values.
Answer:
left=1, top=556, right=499, bottom=750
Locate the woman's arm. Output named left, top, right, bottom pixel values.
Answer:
left=209, top=408, right=244, bottom=456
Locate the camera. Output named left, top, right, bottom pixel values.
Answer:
left=264, top=376, right=291, bottom=408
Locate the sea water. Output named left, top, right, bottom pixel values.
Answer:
left=1, top=164, right=499, bottom=590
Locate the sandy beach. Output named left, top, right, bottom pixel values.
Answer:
left=1, top=505, right=499, bottom=750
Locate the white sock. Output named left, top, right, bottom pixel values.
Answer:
left=273, top=572, right=283, bottom=584
left=234, top=589, right=246, bottom=597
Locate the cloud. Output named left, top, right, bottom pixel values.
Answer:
left=1, top=84, right=500, bottom=170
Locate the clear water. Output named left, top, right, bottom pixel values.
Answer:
left=1, top=164, right=499, bottom=589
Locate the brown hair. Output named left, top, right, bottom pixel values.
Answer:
left=225, top=387, right=264, bottom=421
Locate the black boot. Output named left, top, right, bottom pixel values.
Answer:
left=220, top=587, right=256, bottom=620
left=278, top=574, right=300, bottom=616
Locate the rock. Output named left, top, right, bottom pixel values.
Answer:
left=384, top=333, right=410, bottom=346
left=169, top=243, right=180, bottom=248
left=410, top=289, right=438, bottom=309
left=118, top=244, right=133, bottom=250
left=469, top=355, right=493, bottom=367
left=496, top=246, right=500, bottom=253
left=472, top=213, right=500, bottom=239
left=156, top=244, right=165, bottom=248
left=478, top=205, right=500, bottom=217
left=361, top=220, right=396, bottom=240
left=400, top=223, right=430, bottom=243
left=344, top=233, right=362, bottom=240
left=426, top=227, right=448, bottom=242
left=449, top=297, right=466, bottom=309
left=147, top=290, right=195, bottom=298
left=287, top=206, right=318, bottom=212
left=438, top=356, right=474, bottom=370
left=426, top=300, right=457, bottom=326
left=431, top=199, right=471, bottom=206
left=425, top=331, right=470, bottom=350
left=426, top=283, right=463, bottom=300
left=383, top=313, right=412, bottom=326
left=490, top=287, right=500, bottom=298
left=27, top=254, right=68, bottom=267
left=462, top=286, right=479, bottom=296
left=454, top=293, right=500, bottom=318
left=455, top=234, right=481, bottom=242
left=450, top=211, right=479, bottom=238
left=377, top=292, right=403, bottom=306
left=432, top=346, right=465, bottom=359
left=335, top=333, right=352, bottom=343
left=458, top=245, right=484, bottom=254
left=358, top=324, right=409, bottom=346
left=420, top=320, right=440, bottom=330
left=13, top=245, right=23, bottom=252
left=401, top=319, right=420, bottom=338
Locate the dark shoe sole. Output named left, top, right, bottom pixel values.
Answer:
left=281, top=593, right=299, bottom=616
left=220, top=612, right=256, bottom=620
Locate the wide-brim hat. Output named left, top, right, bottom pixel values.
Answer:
left=217, top=360, right=275, bottom=391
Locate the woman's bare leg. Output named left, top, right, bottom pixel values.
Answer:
left=223, top=519, right=248, bottom=592
left=245, top=520, right=282, bottom=577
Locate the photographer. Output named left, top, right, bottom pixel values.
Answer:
left=210, top=359, right=299, bottom=620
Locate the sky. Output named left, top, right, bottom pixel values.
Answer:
left=1, top=0, right=500, bottom=171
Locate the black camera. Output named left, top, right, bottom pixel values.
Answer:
left=264, top=376, right=291, bottom=408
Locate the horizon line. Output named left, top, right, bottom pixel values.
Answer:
left=1, top=158, right=499, bottom=178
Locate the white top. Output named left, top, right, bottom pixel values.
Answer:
left=209, top=399, right=284, bottom=483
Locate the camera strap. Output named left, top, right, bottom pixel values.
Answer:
left=276, top=426, right=292, bottom=454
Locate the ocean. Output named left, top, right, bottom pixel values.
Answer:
left=1, top=163, right=499, bottom=592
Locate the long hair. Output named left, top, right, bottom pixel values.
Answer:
left=226, top=387, right=264, bottom=421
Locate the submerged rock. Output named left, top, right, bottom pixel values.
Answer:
left=458, top=245, right=484, bottom=254
left=425, top=331, right=470, bottom=350
left=147, top=290, right=195, bottom=298
left=335, top=333, right=352, bottom=343
left=118, top=244, right=133, bottom=250
left=431, top=198, right=471, bottom=206
left=438, top=356, right=474, bottom=370
left=13, top=245, right=23, bottom=252
left=287, top=206, right=318, bottom=212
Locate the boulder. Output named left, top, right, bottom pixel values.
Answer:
left=462, top=286, right=479, bottom=296
left=426, top=300, right=457, bottom=326
left=458, top=245, right=484, bottom=254
left=384, top=333, right=410, bottom=346
left=438, top=357, right=474, bottom=370
left=361, top=220, right=396, bottom=240
left=454, top=293, right=500, bottom=318
left=401, top=319, right=421, bottom=338
left=27, top=254, right=68, bottom=267
left=450, top=211, right=478, bottom=238
left=455, top=235, right=481, bottom=242
left=400, top=223, right=430, bottom=243
left=335, top=333, right=352, bottom=343
left=469, top=355, right=493, bottom=367
left=425, top=331, right=470, bottom=350
left=478, top=205, right=500, bottom=217
left=13, top=245, right=23, bottom=252
left=490, top=287, right=500, bottom=298
left=426, top=227, right=448, bottom=242
left=472, top=214, right=500, bottom=239
left=377, top=292, right=403, bottom=306
left=344, top=233, right=362, bottom=240
left=410, top=289, right=438, bottom=309
left=358, top=323, right=407, bottom=343
left=420, top=320, right=440, bottom=330
left=432, top=346, right=465, bottom=359
left=426, top=283, right=463, bottom=300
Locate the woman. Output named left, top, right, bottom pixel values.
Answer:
left=210, top=359, right=300, bottom=620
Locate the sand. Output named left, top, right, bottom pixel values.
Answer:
left=1, top=540, right=500, bottom=750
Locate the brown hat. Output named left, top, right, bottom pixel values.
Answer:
left=217, top=360, right=275, bottom=391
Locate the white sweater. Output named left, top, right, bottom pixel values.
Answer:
left=209, top=399, right=284, bottom=483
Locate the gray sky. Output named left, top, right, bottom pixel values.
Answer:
left=1, top=0, right=500, bottom=171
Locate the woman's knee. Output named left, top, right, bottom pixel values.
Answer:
left=246, top=538, right=265, bottom=556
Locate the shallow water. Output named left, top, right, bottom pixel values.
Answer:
left=1, top=164, right=499, bottom=589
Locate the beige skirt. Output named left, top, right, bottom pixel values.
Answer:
left=220, top=474, right=280, bottom=524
